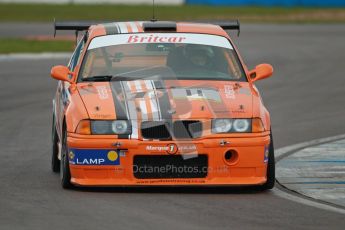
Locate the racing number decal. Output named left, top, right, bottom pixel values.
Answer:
left=166, top=143, right=178, bottom=155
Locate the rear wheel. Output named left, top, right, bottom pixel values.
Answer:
left=60, top=124, right=72, bottom=189
left=51, top=116, right=60, bottom=173
left=260, top=131, right=275, bottom=190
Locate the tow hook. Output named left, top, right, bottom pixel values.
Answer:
left=220, top=140, right=231, bottom=146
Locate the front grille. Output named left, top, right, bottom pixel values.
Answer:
left=140, top=120, right=202, bottom=140
left=133, top=155, right=208, bottom=179
left=141, top=121, right=170, bottom=140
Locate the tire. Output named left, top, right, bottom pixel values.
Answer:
left=60, top=124, right=73, bottom=189
left=260, top=131, right=275, bottom=190
left=51, top=116, right=60, bottom=173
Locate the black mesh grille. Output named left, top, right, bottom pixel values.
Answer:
left=133, top=155, right=208, bottom=179
left=140, top=120, right=202, bottom=140
left=173, top=120, right=202, bottom=139
left=141, top=121, right=170, bottom=140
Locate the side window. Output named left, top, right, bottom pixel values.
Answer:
left=68, top=36, right=85, bottom=72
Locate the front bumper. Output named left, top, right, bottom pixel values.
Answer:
left=67, top=132, right=271, bottom=186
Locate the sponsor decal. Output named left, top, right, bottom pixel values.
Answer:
left=96, top=86, right=109, bottom=100
left=224, top=85, right=235, bottom=99
left=179, top=145, right=197, bottom=152
left=146, top=145, right=169, bottom=152
left=107, top=151, right=119, bottom=162
left=68, top=149, right=120, bottom=165
left=128, top=34, right=186, bottom=44
left=92, top=114, right=112, bottom=119
left=119, top=150, right=127, bottom=157
left=69, top=151, right=75, bottom=160
left=145, top=144, right=197, bottom=154
left=171, top=88, right=221, bottom=103
left=88, top=33, right=234, bottom=50
left=231, top=104, right=246, bottom=114
left=114, top=167, right=125, bottom=174
left=136, top=179, right=206, bottom=184
left=231, top=110, right=245, bottom=114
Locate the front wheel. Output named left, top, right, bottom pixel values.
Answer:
left=260, top=131, right=275, bottom=190
left=60, top=125, right=72, bottom=189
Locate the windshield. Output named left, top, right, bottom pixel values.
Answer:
left=79, top=33, right=246, bottom=82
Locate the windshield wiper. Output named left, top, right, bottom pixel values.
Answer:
left=111, top=75, right=164, bottom=81
left=82, top=75, right=134, bottom=82
left=82, top=74, right=163, bottom=82
left=82, top=75, right=113, bottom=82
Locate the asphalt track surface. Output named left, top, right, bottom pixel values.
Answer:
left=0, top=24, right=345, bottom=229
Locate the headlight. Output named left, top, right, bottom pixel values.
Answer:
left=91, top=120, right=131, bottom=135
left=212, top=119, right=232, bottom=133
left=212, top=119, right=252, bottom=133
left=233, top=119, right=250, bottom=132
left=112, top=120, right=129, bottom=134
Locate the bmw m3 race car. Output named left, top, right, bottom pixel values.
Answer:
left=50, top=20, right=275, bottom=189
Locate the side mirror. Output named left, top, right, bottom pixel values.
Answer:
left=249, top=64, right=273, bottom=82
left=51, top=65, right=74, bottom=83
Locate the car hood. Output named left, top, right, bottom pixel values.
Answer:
left=77, top=80, right=253, bottom=120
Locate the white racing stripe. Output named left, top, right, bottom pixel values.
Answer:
left=134, top=80, right=142, bottom=91
left=144, top=80, right=159, bottom=120
left=115, top=23, right=121, bottom=34
left=118, top=22, right=128, bottom=33
left=129, top=22, right=139, bottom=33
left=133, top=80, right=148, bottom=121
left=124, top=81, right=139, bottom=139
left=139, top=100, right=148, bottom=121
left=117, top=82, right=130, bottom=120
left=118, top=81, right=132, bottom=138
left=150, top=80, right=162, bottom=120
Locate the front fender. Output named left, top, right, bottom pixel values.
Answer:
left=65, top=86, right=89, bottom=133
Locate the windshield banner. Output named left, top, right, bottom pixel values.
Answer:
left=88, top=33, right=233, bottom=50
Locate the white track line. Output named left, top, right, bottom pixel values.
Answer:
left=275, top=134, right=345, bottom=159
left=272, top=188, right=345, bottom=215
left=273, top=133, right=345, bottom=215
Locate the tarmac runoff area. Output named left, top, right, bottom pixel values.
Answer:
left=277, top=138, right=345, bottom=208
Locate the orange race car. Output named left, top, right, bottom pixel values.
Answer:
left=50, top=20, right=275, bottom=189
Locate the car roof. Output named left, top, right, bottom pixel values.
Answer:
left=87, top=21, right=230, bottom=40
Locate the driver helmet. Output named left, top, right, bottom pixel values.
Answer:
left=183, top=44, right=214, bottom=67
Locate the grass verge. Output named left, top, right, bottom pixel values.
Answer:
left=0, top=3, right=344, bottom=23
left=0, top=39, right=74, bottom=54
